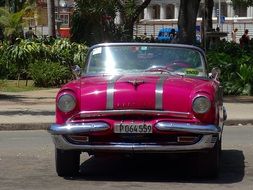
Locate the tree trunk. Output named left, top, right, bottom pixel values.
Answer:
left=117, top=0, right=151, bottom=41
left=25, top=75, right=28, bottom=86
left=47, top=0, right=56, bottom=37
left=123, top=20, right=135, bottom=41
left=17, top=73, right=20, bottom=87
left=178, top=0, right=201, bottom=45
left=201, top=0, right=214, bottom=49
left=205, top=0, right=214, bottom=32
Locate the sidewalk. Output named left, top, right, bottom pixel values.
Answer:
left=223, top=96, right=253, bottom=125
left=0, top=89, right=57, bottom=130
left=0, top=89, right=253, bottom=130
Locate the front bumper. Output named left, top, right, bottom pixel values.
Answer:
left=48, top=122, right=221, bottom=153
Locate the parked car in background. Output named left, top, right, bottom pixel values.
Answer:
left=48, top=43, right=227, bottom=178
left=157, top=28, right=177, bottom=43
left=156, top=27, right=201, bottom=44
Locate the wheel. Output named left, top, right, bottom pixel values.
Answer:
left=55, top=148, right=80, bottom=177
left=195, top=139, right=221, bottom=178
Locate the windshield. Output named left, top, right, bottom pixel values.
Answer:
left=86, top=45, right=207, bottom=77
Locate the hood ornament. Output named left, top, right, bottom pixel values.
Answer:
left=127, top=79, right=145, bottom=89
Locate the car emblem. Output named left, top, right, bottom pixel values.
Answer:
left=127, top=79, right=145, bottom=89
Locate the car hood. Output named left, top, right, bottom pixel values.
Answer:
left=78, top=74, right=214, bottom=113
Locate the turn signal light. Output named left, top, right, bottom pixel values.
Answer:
left=177, top=136, right=198, bottom=143
left=68, top=135, right=89, bottom=143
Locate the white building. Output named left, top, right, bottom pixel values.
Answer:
left=141, top=0, right=250, bottom=20
left=135, top=0, right=253, bottom=42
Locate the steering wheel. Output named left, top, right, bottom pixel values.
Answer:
left=166, top=60, right=189, bottom=71
left=144, top=66, right=172, bottom=74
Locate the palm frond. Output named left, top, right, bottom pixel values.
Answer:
left=0, top=7, right=30, bottom=37
left=0, top=7, right=10, bottom=16
left=0, top=16, right=10, bottom=27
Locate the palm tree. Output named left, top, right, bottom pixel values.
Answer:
left=0, top=6, right=32, bottom=41
left=71, top=0, right=118, bottom=45
left=71, top=0, right=151, bottom=44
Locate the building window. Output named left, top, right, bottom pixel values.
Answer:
left=59, top=13, right=69, bottom=27
left=152, top=4, right=160, bottom=19
left=234, top=4, right=247, bottom=17
left=221, top=2, right=227, bottom=17
left=214, top=2, right=227, bottom=17
left=166, top=4, right=174, bottom=19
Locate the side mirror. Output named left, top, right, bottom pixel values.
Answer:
left=72, top=65, right=81, bottom=79
left=209, top=67, right=221, bottom=81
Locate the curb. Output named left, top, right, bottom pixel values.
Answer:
left=0, top=123, right=50, bottom=131
left=0, top=120, right=253, bottom=131
left=225, top=119, right=253, bottom=126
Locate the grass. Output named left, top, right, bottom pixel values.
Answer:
left=0, top=80, right=51, bottom=92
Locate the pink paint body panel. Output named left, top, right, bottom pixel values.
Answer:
left=114, top=75, right=157, bottom=110
left=56, top=74, right=218, bottom=125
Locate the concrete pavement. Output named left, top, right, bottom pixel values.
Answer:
left=0, top=89, right=253, bottom=130
left=0, top=89, right=56, bottom=130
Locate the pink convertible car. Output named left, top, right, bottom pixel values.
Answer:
left=48, top=43, right=227, bottom=177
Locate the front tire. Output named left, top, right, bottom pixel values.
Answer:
left=55, top=148, right=80, bottom=177
left=196, top=139, right=221, bottom=178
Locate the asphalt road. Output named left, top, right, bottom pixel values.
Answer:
left=0, top=126, right=253, bottom=190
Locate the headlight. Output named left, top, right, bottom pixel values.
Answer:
left=57, top=94, right=76, bottom=113
left=192, top=96, right=211, bottom=114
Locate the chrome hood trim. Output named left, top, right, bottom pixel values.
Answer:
left=106, top=75, right=121, bottom=110
left=155, top=76, right=168, bottom=110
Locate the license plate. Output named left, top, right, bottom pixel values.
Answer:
left=114, top=122, right=152, bottom=134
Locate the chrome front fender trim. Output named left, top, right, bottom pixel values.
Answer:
left=48, top=122, right=110, bottom=135
left=51, top=134, right=216, bottom=152
left=155, top=122, right=221, bottom=134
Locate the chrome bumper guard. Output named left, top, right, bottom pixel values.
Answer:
left=155, top=122, right=221, bottom=134
left=48, top=122, right=110, bottom=135
left=48, top=122, right=221, bottom=152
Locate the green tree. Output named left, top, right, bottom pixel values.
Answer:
left=0, top=1, right=33, bottom=40
left=116, top=0, right=151, bottom=41
left=177, top=0, right=201, bottom=44
left=6, top=39, right=39, bottom=86
left=0, top=7, right=26, bottom=39
left=203, top=0, right=214, bottom=32
left=6, top=0, right=27, bottom=13
left=232, top=0, right=253, bottom=7
left=0, top=0, right=5, bottom=7
left=71, top=0, right=151, bottom=44
left=71, top=0, right=118, bottom=45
